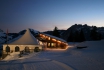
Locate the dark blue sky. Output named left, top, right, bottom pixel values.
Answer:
left=0, top=0, right=104, bottom=33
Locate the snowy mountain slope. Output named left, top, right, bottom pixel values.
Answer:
left=61, top=24, right=104, bottom=41
left=0, top=32, right=13, bottom=44
left=0, top=32, right=6, bottom=44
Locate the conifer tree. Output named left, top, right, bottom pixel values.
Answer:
left=74, top=30, right=80, bottom=42
left=53, top=26, right=60, bottom=37
left=90, top=26, right=97, bottom=40
left=79, top=29, right=85, bottom=42
left=67, top=30, right=73, bottom=42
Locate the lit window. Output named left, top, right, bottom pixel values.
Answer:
left=48, top=37, right=50, bottom=40
left=48, top=43, right=50, bottom=46
left=51, top=43, right=56, bottom=47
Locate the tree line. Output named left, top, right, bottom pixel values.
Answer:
left=67, top=26, right=102, bottom=42
left=52, top=26, right=103, bottom=42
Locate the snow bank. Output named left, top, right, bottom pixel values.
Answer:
left=3, top=52, right=20, bottom=61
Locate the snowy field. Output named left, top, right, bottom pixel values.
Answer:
left=0, top=40, right=104, bottom=70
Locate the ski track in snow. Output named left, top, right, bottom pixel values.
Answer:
left=0, top=49, right=104, bottom=70
left=0, top=52, right=74, bottom=70
left=1, top=49, right=104, bottom=70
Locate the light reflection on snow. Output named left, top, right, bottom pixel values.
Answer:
left=45, top=45, right=73, bottom=51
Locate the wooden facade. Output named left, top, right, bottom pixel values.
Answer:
left=38, top=33, right=68, bottom=49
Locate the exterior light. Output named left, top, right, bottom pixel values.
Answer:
left=42, top=35, right=45, bottom=37
left=57, top=40, right=61, bottom=43
left=52, top=38, right=56, bottom=41
left=48, top=37, right=50, bottom=40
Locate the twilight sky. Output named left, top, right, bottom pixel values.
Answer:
left=0, top=0, right=104, bottom=33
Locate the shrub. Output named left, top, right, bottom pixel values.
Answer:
left=34, top=47, right=40, bottom=52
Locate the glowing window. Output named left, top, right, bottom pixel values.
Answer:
left=48, top=43, right=50, bottom=46
left=51, top=43, right=56, bottom=47
left=48, top=37, right=50, bottom=40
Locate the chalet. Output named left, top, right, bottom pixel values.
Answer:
left=3, top=29, right=42, bottom=54
left=3, top=29, right=68, bottom=55
left=37, top=33, right=68, bottom=49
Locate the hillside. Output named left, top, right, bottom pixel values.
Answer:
left=61, top=24, right=104, bottom=42
left=42, top=24, right=104, bottom=42
left=1, top=25, right=104, bottom=44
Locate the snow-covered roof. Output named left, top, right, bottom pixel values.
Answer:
left=41, top=33, right=67, bottom=43
left=30, top=29, right=39, bottom=34
left=7, top=29, right=39, bottom=45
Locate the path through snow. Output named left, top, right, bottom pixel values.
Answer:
left=0, top=51, right=74, bottom=70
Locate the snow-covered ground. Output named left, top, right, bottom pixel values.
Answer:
left=0, top=40, right=104, bottom=70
